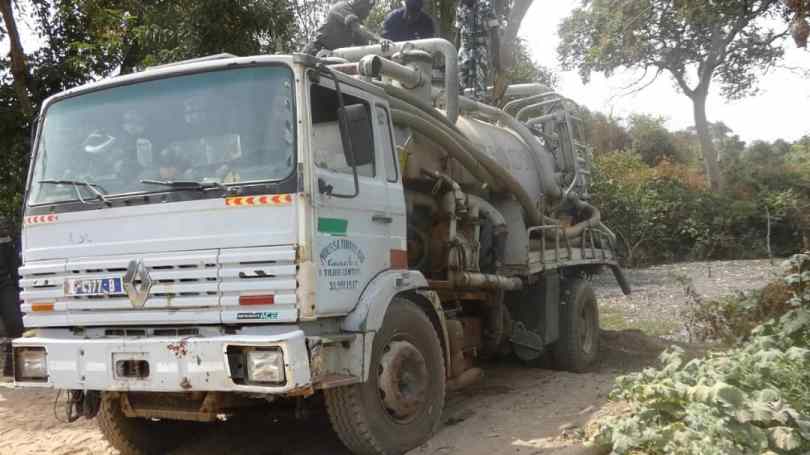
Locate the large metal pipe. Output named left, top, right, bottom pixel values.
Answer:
left=459, top=96, right=562, bottom=202
left=451, top=272, right=523, bottom=291
left=503, top=83, right=553, bottom=98
left=538, top=198, right=601, bottom=240
left=358, top=55, right=425, bottom=89
left=516, top=98, right=567, bottom=122
left=503, top=91, right=558, bottom=116
left=463, top=83, right=552, bottom=100
left=433, top=173, right=523, bottom=292
left=331, top=38, right=459, bottom=123
left=468, top=194, right=508, bottom=265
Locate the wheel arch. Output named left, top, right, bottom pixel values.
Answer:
left=341, top=269, right=429, bottom=333
left=340, top=269, right=450, bottom=382
left=399, top=290, right=451, bottom=381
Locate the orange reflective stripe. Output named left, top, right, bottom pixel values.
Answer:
left=225, top=194, right=295, bottom=207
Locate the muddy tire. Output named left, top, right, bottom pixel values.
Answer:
left=552, top=279, right=599, bottom=373
left=325, top=298, right=446, bottom=455
left=97, top=393, right=198, bottom=455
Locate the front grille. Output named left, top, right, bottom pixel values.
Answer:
left=19, top=245, right=299, bottom=326
left=104, top=328, right=200, bottom=337
left=219, top=247, right=298, bottom=307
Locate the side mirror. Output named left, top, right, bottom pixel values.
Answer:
left=337, top=104, right=374, bottom=167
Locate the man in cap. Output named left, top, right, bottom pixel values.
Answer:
left=304, top=0, right=383, bottom=55
left=382, top=0, right=436, bottom=42
left=0, top=215, right=22, bottom=376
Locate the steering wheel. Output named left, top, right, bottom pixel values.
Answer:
left=82, top=129, right=117, bottom=154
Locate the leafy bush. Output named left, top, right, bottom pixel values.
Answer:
left=590, top=253, right=810, bottom=454
left=685, top=281, right=793, bottom=345
left=591, top=152, right=772, bottom=266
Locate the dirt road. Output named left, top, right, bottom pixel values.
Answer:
left=0, top=259, right=779, bottom=455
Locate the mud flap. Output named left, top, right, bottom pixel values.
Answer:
left=509, top=271, right=560, bottom=361
left=610, top=264, right=632, bottom=295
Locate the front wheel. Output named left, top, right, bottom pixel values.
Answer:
left=97, top=393, right=201, bottom=455
left=325, top=298, right=446, bottom=455
left=552, top=278, right=600, bottom=372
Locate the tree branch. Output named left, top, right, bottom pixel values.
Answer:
left=608, top=67, right=663, bottom=102
left=0, top=0, right=34, bottom=117
left=493, top=0, right=533, bottom=103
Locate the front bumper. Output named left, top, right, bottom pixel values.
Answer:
left=12, top=326, right=312, bottom=393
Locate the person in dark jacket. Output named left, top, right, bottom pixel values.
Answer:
left=382, top=0, right=436, bottom=42
left=303, top=0, right=382, bottom=55
left=0, top=215, right=22, bottom=376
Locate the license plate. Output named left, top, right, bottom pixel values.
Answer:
left=65, top=277, right=125, bottom=297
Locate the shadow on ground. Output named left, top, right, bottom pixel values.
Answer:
left=164, top=329, right=688, bottom=455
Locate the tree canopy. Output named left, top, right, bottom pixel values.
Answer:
left=558, top=0, right=790, bottom=191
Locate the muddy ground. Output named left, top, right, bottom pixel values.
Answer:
left=0, top=259, right=781, bottom=455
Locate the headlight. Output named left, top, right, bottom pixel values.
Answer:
left=14, top=347, right=48, bottom=382
left=246, top=348, right=285, bottom=384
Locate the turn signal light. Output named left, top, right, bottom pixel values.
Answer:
left=31, top=302, right=55, bottom=312
left=239, top=295, right=275, bottom=306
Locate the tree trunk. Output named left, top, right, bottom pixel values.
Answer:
left=766, top=205, right=773, bottom=265
left=691, top=91, right=723, bottom=192
left=0, top=0, right=34, bottom=117
left=492, top=0, right=533, bottom=103
left=119, top=11, right=144, bottom=75
left=430, top=0, right=459, bottom=42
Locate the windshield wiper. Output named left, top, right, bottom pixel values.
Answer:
left=38, top=179, right=111, bottom=206
left=140, top=179, right=227, bottom=192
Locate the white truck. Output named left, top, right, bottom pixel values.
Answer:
left=12, top=39, right=629, bottom=455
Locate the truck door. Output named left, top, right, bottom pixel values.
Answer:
left=375, top=104, right=408, bottom=269
left=309, top=82, right=391, bottom=316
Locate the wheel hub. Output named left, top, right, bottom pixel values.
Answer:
left=378, top=340, right=429, bottom=422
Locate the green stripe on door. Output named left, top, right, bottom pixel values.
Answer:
left=318, top=217, right=348, bottom=236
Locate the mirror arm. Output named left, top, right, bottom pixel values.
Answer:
left=318, top=64, right=360, bottom=199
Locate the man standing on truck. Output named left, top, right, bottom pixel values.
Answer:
left=382, top=0, right=436, bottom=42
left=303, top=0, right=384, bottom=55
left=0, top=215, right=22, bottom=377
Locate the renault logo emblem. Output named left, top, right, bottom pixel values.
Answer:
left=124, top=259, right=152, bottom=308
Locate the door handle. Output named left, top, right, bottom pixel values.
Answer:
left=372, top=214, right=393, bottom=224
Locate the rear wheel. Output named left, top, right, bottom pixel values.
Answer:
left=552, top=278, right=600, bottom=372
left=97, top=393, right=201, bottom=455
left=325, top=298, right=446, bottom=455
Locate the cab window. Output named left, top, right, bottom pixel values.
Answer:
left=310, top=84, right=375, bottom=178
left=376, top=106, right=398, bottom=183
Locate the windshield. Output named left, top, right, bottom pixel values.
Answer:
left=28, top=66, right=295, bottom=206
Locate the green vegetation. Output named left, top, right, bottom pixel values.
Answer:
left=600, top=305, right=680, bottom=338
left=685, top=281, right=794, bottom=346
left=590, top=253, right=810, bottom=454
left=582, top=113, right=810, bottom=266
